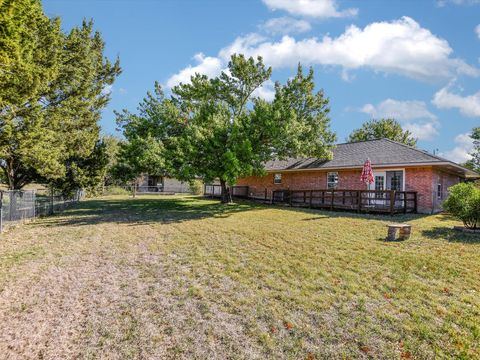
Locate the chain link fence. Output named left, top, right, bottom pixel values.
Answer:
left=0, top=189, right=85, bottom=232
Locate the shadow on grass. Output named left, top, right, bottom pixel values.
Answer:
left=422, top=227, right=480, bottom=244
left=36, top=195, right=438, bottom=229
left=296, top=207, right=430, bottom=222
left=38, top=196, right=260, bottom=227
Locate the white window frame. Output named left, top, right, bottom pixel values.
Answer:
left=368, top=168, right=405, bottom=191
left=327, top=172, right=339, bottom=189
left=274, top=173, right=282, bottom=185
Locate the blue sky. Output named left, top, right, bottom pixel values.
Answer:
left=43, top=0, right=480, bottom=163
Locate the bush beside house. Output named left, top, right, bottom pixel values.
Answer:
left=442, top=183, right=480, bottom=229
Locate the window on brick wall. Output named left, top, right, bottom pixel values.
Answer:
left=327, top=172, right=338, bottom=189
left=437, top=183, right=443, bottom=199
left=274, top=173, right=282, bottom=184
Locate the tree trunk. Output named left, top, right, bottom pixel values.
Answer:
left=5, top=160, right=15, bottom=190
left=2, top=160, right=30, bottom=190
left=220, top=179, right=232, bottom=203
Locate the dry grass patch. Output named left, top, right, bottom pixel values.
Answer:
left=0, top=195, right=479, bottom=359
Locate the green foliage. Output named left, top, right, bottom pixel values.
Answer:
left=442, top=183, right=480, bottom=229
left=101, top=136, right=122, bottom=186
left=348, top=118, right=417, bottom=147
left=117, top=56, right=335, bottom=203
left=116, top=56, right=336, bottom=202
left=188, top=179, right=203, bottom=195
left=0, top=0, right=61, bottom=107
left=103, top=185, right=129, bottom=196
left=172, top=58, right=335, bottom=202
left=51, top=138, right=111, bottom=196
left=0, top=1, right=121, bottom=189
left=464, top=127, right=480, bottom=173
left=114, top=83, right=176, bottom=184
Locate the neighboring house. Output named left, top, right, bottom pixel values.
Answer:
left=137, top=174, right=191, bottom=193
left=236, top=139, right=479, bottom=213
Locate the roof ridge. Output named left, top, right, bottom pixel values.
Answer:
left=336, top=138, right=385, bottom=146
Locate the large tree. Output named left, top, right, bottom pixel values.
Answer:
left=464, top=127, right=480, bottom=172
left=347, top=118, right=417, bottom=147
left=171, top=58, right=336, bottom=202
left=0, top=0, right=61, bottom=188
left=50, top=138, right=110, bottom=196
left=0, top=0, right=120, bottom=189
left=0, top=0, right=60, bottom=107
left=117, top=56, right=336, bottom=202
left=114, top=83, right=174, bottom=185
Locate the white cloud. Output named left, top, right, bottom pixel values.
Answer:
left=439, top=133, right=474, bottom=163
left=437, top=0, right=480, bottom=6
left=360, top=99, right=437, bottom=121
left=166, top=53, right=223, bottom=88
left=219, top=17, right=479, bottom=81
left=167, top=17, right=479, bottom=89
left=262, top=0, right=358, bottom=18
left=476, top=24, right=480, bottom=39
left=252, top=79, right=276, bottom=101
left=261, top=17, right=311, bottom=35
left=402, top=122, right=439, bottom=141
left=432, top=87, right=480, bottom=117
left=359, top=99, right=439, bottom=140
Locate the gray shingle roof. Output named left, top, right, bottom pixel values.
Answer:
left=264, top=138, right=469, bottom=171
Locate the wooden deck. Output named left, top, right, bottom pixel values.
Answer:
left=204, top=185, right=417, bottom=215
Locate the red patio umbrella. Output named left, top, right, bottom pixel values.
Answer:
left=360, top=158, right=374, bottom=187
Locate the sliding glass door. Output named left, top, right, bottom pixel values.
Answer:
left=386, top=171, right=403, bottom=191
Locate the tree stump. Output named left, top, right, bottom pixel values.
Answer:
left=386, top=224, right=412, bottom=241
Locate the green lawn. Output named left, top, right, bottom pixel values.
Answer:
left=0, top=195, right=479, bottom=359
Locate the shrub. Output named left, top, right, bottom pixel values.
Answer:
left=442, top=183, right=480, bottom=229
left=189, top=180, right=203, bottom=195
left=103, top=186, right=130, bottom=196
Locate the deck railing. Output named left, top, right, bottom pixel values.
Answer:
left=204, top=185, right=417, bottom=214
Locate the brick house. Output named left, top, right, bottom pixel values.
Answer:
left=236, top=139, right=479, bottom=213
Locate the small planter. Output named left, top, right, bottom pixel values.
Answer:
left=386, top=224, right=412, bottom=241
left=453, top=226, right=480, bottom=234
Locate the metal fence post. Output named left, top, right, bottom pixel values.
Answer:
left=50, top=188, right=54, bottom=215
left=32, top=190, right=36, bottom=218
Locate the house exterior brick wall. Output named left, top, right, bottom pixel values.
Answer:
left=237, top=166, right=464, bottom=213
left=404, top=167, right=433, bottom=213
left=432, top=169, right=462, bottom=212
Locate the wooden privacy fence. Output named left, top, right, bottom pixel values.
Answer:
left=204, top=185, right=417, bottom=214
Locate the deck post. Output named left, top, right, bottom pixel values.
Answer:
left=289, top=190, right=292, bottom=206
left=309, top=190, right=313, bottom=208
left=413, top=192, right=418, bottom=213
left=403, top=192, right=407, bottom=214
left=330, top=190, right=334, bottom=210
left=389, top=190, right=395, bottom=215
left=358, top=191, right=362, bottom=212
left=303, top=191, right=306, bottom=204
